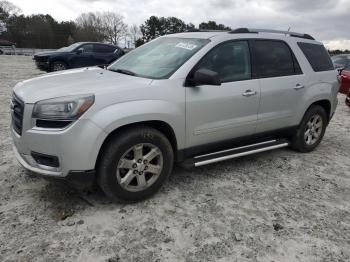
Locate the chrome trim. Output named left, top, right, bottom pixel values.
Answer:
left=194, top=142, right=289, bottom=167
left=194, top=140, right=277, bottom=159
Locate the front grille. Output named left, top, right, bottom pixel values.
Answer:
left=11, top=94, right=24, bottom=135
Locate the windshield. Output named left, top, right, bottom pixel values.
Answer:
left=108, top=37, right=210, bottom=79
left=57, top=43, right=82, bottom=52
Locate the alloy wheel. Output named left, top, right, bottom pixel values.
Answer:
left=116, top=143, right=163, bottom=192
left=53, top=62, right=66, bottom=71
left=304, top=114, right=323, bottom=145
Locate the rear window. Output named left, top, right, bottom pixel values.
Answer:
left=298, top=42, right=334, bottom=72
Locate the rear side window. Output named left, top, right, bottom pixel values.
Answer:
left=94, top=44, right=116, bottom=53
left=253, top=40, right=300, bottom=78
left=298, top=42, right=334, bottom=72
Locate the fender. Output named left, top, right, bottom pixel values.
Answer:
left=89, top=99, right=186, bottom=150
left=294, top=80, right=335, bottom=124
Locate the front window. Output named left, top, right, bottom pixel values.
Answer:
left=195, top=41, right=252, bottom=82
left=108, top=37, right=210, bottom=79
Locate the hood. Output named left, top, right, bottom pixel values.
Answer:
left=34, top=50, right=68, bottom=57
left=14, top=67, right=153, bottom=103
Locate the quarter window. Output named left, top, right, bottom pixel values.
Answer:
left=253, top=40, right=299, bottom=78
left=196, top=41, right=252, bottom=82
left=298, top=42, right=334, bottom=72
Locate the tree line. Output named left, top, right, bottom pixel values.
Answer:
left=1, top=0, right=349, bottom=53
left=0, top=0, right=233, bottom=49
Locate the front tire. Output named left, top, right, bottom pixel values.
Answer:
left=291, top=105, right=328, bottom=152
left=97, top=127, right=174, bottom=202
left=50, top=61, right=67, bottom=72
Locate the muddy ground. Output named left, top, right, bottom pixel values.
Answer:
left=0, top=56, right=350, bottom=262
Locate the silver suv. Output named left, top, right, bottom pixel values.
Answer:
left=11, top=28, right=339, bottom=201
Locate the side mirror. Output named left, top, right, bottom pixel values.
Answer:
left=191, top=68, right=221, bottom=86
left=76, top=48, right=84, bottom=54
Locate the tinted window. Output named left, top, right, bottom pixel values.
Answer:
left=298, top=42, right=334, bottom=72
left=254, top=40, right=298, bottom=78
left=81, top=44, right=93, bottom=53
left=196, top=41, right=251, bottom=82
left=94, top=44, right=116, bottom=53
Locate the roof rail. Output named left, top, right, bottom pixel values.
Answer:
left=229, top=28, right=315, bottom=40
left=185, top=29, right=230, bottom=33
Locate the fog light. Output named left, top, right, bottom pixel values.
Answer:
left=31, top=152, right=59, bottom=168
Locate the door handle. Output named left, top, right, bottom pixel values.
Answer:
left=242, top=90, right=257, bottom=97
left=294, top=84, right=305, bottom=90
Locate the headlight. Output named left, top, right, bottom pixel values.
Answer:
left=32, top=94, right=94, bottom=120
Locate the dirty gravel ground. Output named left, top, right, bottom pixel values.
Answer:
left=0, top=56, right=350, bottom=262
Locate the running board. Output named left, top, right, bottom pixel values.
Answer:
left=193, top=139, right=289, bottom=167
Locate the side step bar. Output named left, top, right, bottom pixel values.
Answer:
left=193, top=139, right=289, bottom=167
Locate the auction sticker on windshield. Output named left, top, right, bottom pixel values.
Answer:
left=175, top=42, right=198, bottom=50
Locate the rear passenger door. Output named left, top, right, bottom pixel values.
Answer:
left=252, top=40, right=306, bottom=133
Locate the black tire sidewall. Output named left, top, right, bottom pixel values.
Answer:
left=98, top=127, right=174, bottom=201
left=51, top=61, right=67, bottom=71
left=293, top=105, right=327, bottom=152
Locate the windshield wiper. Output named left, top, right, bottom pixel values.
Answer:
left=109, top=68, right=136, bottom=76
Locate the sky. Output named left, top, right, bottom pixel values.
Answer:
left=8, top=0, right=350, bottom=50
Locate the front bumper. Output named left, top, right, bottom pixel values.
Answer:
left=13, top=145, right=62, bottom=176
left=13, top=145, right=96, bottom=188
left=34, top=60, right=50, bottom=71
left=11, top=104, right=107, bottom=178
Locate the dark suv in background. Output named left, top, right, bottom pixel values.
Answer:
left=33, top=42, right=125, bottom=72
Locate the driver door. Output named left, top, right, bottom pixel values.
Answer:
left=185, top=40, right=260, bottom=149
left=71, top=44, right=94, bottom=68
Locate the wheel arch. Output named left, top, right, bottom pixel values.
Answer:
left=48, top=57, right=69, bottom=71
left=307, top=99, right=332, bottom=123
left=95, top=120, right=179, bottom=170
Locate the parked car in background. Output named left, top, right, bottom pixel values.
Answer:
left=331, top=54, right=350, bottom=94
left=33, top=42, right=125, bottom=72
left=339, top=64, right=350, bottom=94
left=0, top=39, right=16, bottom=55
left=331, top=54, right=350, bottom=71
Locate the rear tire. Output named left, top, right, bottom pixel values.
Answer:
left=97, top=126, right=174, bottom=202
left=291, top=105, right=328, bottom=152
